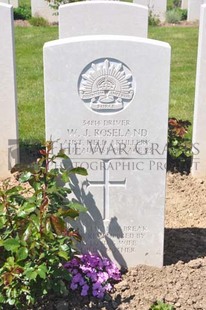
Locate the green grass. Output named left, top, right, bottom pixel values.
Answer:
left=15, top=26, right=58, bottom=143
left=15, top=25, right=198, bottom=142
left=149, top=26, right=198, bottom=123
left=19, top=0, right=31, bottom=6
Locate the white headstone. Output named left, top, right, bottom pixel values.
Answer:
left=192, top=4, right=206, bottom=177
left=0, top=3, right=19, bottom=178
left=0, top=0, right=18, bottom=8
left=31, top=0, right=58, bottom=24
left=59, top=2, right=148, bottom=39
left=44, top=35, right=171, bottom=268
left=10, top=0, right=18, bottom=8
left=187, top=0, right=206, bottom=21
left=133, top=0, right=167, bottom=22
left=181, top=0, right=188, bottom=9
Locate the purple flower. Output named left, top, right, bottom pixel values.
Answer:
left=70, top=282, right=78, bottom=290
left=104, top=283, right=112, bottom=292
left=79, top=277, right=86, bottom=286
left=73, top=273, right=83, bottom=283
left=81, top=284, right=89, bottom=296
left=64, top=254, right=121, bottom=299
left=97, top=271, right=109, bottom=283
left=102, top=257, right=110, bottom=267
left=72, top=268, right=79, bottom=275
left=80, top=265, right=92, bottom=273
left=87, top=271, right=97, bottom=282
left=64, top=258, right=79, bottom=268
left=92, top=283, right=105, bottom=299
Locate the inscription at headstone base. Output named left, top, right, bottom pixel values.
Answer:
left=44, top=35, right=170, bottom=268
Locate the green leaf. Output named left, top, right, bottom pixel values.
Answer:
left=6, top=186, right=23, bottom=195
left=29, top=271, right=38, bottom=281
left=57, top=208, right=79, bottom=219
left=3, top=239, right=20, bottom=252
left=8, top=298, right=15, bottom=305
left=0, top=293, right=5, bottom=303
left=38, top=263, right=47, bottom=273
left=29, top=180, right=42, bottom=191
left=30, top=214, right=40, bottom=228
left=37, top=269, right=46, bottom=280
left=37, top=264, right=47, bottom=279
left=22, top=224, right=32, bottom=241
left=17, top=202, right=36, bottom=217
left=59, top=243, right=70, bottom=252
left=0, top=217, right=6, bottom=229
left=58, top=250, right=69, bottom=260
left=19, top=172, right=32, bottom=183
left=0, top=204, right=5, bottom=214
left=61, top=171, right=69, bottom=183
left=69, top=167, right=88, bottom=176
left=55, top=149, right=69, bottom=159
left=69, top=201, right=87, bottom=213
left=6, top=256, right=15, bottom=266
left=25, top=268, right=38, bottom=281
left=16, top=247, right=28, bottom=262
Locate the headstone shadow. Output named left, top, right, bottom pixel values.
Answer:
left=63, top=158, right=127, bottom=268
left=164, top=227, right=206, bottom=265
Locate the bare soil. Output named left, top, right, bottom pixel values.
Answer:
left=14, top=19, right=199, bottom=29
left=161, top=20, right=199, bottom=27
left=14, top=20, right=31, bottom=27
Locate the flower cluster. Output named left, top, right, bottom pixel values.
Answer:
left=64, top=254, right=121, bottom=298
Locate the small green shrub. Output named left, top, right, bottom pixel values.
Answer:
left=149, top=11, right=160, bottom=26
left=29, top=17, right=49, bottom=27
left=150, top=300, right=175, bottom=310
left=179, top=8, right=187, bottom=21
left=167, top=0, right=181, bottom=10
left=14, top=5, right=31, bottom=20
left=0, top=141, right=87, bottom=308
left=166, top=9, right=182, bottom=24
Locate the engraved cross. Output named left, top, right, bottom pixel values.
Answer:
left=88, top=160, right=126, bottom=220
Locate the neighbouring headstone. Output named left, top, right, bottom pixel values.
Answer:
left=181, top=0, right=188, bottom=9
left=192, top=4, right=206, bottom=177
left=31, top=0, right=58, bottom=24
left=187, top=0, right=206, bottom=21
left=44, top=35, right=171, bottom=268
left=133, top=0, right=167, bottom=22
left=59, top=2, right=148, bottom=39
left=10, top=0, right=18, bottom=8
left=0, top=0, right=18, bottom=8
left=0, top=3, right=19, bottom=178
